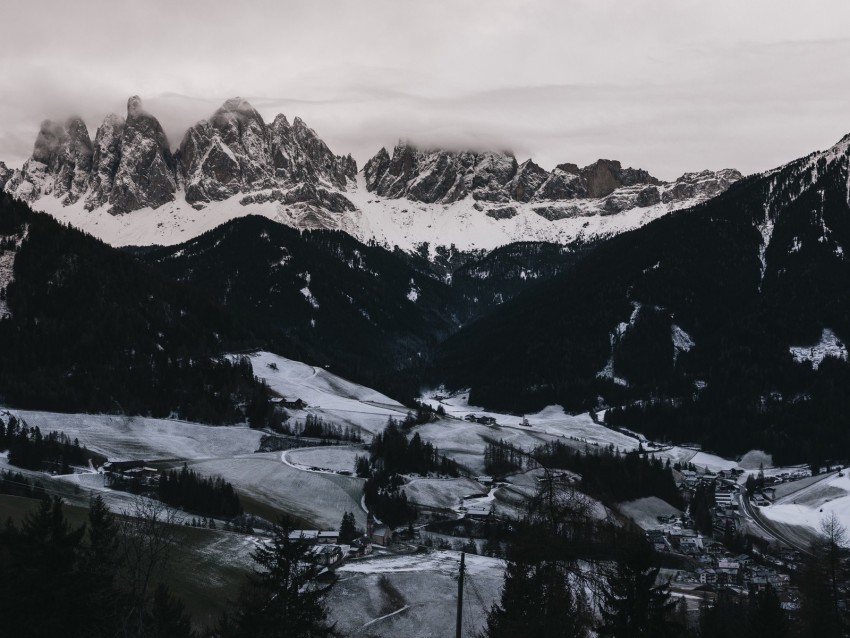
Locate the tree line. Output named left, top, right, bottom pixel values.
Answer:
left=358, top=418, right=459, bottom=527
left=0, top=415, right=102, bottom=473
left=483, top=438, right=684, bottom=509
left=158, top=464, right=242, bottom=519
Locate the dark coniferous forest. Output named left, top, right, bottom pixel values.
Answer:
left=432, top=147, right=850, bottom=464
left=0, top=195, right=269, bottom=423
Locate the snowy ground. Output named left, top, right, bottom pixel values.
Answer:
left=617, top=497, right=683, bottom=530
left=246, top=351, right=410, bottom=438
left=33, top=176, right=707, bottom=253
left=790, top=328, right=848, bottom=369
left=419, top=388, right=749, bottom=476
left=186, top=452, right=366, bottom=530
left=285, top=446, right=365, bottom=474
left=331, top=550, right=505, bottom=638
left=760, top=471, right=850, bottom=538
left=402, top=477, right=487, bottom=511
left=7, top=409, right=262, bottom=461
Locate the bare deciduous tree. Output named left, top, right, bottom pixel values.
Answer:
left=118, top=496, right=180, bottom=637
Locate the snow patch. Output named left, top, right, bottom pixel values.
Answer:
left=790, top=328, right=848, bottom=369
left=671, top=324, right=695, bottom=362
left=300, top=286, right=319, bottom=309
left=406, top=278, right=420, bottom=303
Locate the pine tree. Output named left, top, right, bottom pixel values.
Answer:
left=599, top=536, right=681, bottom=637
left=222, top=516, right=333, bottom=638
left=799, top=512, right=849, bottom=637
left=150, top=584, right=196, bottom=638
left=80, top=495, right=123, bottom=638
left=484, top=559, right=590, bottom=638
left=338, top=511, right=357, bottom=544
left=746, top=585, right=788, bottom=638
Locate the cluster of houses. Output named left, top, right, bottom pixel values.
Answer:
left=270, top=396, right=308, bottom=410
left=647, top=520, right=796, bottom=600
left=646, top=465, right=810, bottom=612
left=288, top=529, right=375, bottom=568
left=101, top=460, right=160, bottom=488
left=464, top=414, right=497, bottom=426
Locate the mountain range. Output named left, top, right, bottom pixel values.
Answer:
left=433, top=133, right=850, bottom=464
left=3, top=96, right=850, bottom=466
left=2, top=95, right=740, bottom=251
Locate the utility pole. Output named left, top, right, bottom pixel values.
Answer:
left=456, top=551, right=465, bottom=638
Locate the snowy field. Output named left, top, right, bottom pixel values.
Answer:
left=402, top=477, right=487, bottom=511
left=246, top=351, right=410, bottom=437
left=760, top=471, right=850, bottom=537
left=186, top=452, right=366, bottom=530
left=2, top=358, right=765, bottom=534
left=419, top=389, right=752, bottom=476
left=285, top=446, right=365, bottom=474
left=6, top=409, right=262, bottom=461
left=331, top=550, right=505, bottom=637
left=618, top=497, right=684, bottom=530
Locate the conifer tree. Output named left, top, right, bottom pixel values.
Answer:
left=599, top=536, right=681, bottom=637
left=222, top=516, right=333, bottom=638
left=338, top=511, right=357, bottom=544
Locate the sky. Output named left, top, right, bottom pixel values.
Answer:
left=2, top=0, right=850, bottom=180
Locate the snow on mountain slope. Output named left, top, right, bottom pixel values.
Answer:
left=245, top=351, right=411, bottom=436
left=790, top=328, right=848, bottom=369
left=32, top=172, right=729, bottom=252
left=5, top=95, right=741, bottom=251
left=5, top=409, right=262, bottom=461
left=761, top=470, right=850, bottom=537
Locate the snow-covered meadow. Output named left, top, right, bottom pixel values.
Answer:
left=331, top=551, right=505, bottom=638
left=760, top=471, right=850, bottom=537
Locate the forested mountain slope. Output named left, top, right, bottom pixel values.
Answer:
left=0, top=195, right=264, bottom=422
left=434, top=135, right=850, bottom=464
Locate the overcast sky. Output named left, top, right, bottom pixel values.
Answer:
left=2, top=0, right=850, bottom=180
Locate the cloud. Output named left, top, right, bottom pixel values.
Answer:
left=1, top=1, right=850, bottom=180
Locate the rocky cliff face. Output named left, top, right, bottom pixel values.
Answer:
left=363, top=143, right=520, bottom=204
left=0, top=162, right=11, bottom=191
left=85, top=114, right=125, bottom=211
left=363, top=142, right=740, bottom=211
left=3, top=97, right=743, bottom=252
left=6, top=95, right=357, bottom=215
left=109, top=96, right=177, bottom=213
left=179, top=99, right=356, bottom=209
left=6, top=117, right=94, bottom=205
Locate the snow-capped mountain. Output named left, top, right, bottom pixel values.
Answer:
left=3, top=96, right=740, bottom=251
left=363, top=142, right=739, bottom=213
left=6, top=96, right=356, bottom=219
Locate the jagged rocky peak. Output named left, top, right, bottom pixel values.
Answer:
left=509, top=160, right=550, bottom=202
left=56, top=116, right=94, bottom=204
left=85, top=113, right=125, bottom=211
left=182, top=99, right=356, bottom=206
left=109, top=95, right=176, bottom=214
left=6, top=116, right=93, bottom=204
left=285, top=116, right=357, bottom=189
left=181, top=96, right=273, bottom=205
left=363, top=142, right=741, bottom=212
left=31, top=119, right=68, bottom=166
left=0, top=162, right=12, bottom=191
left=579, top=159, right=659, bottom=198
left=363, top=147, right=391, bottom=191
left=662, top=168, right=743, bottom=204
left=364, top=141, right=518, bottom=204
